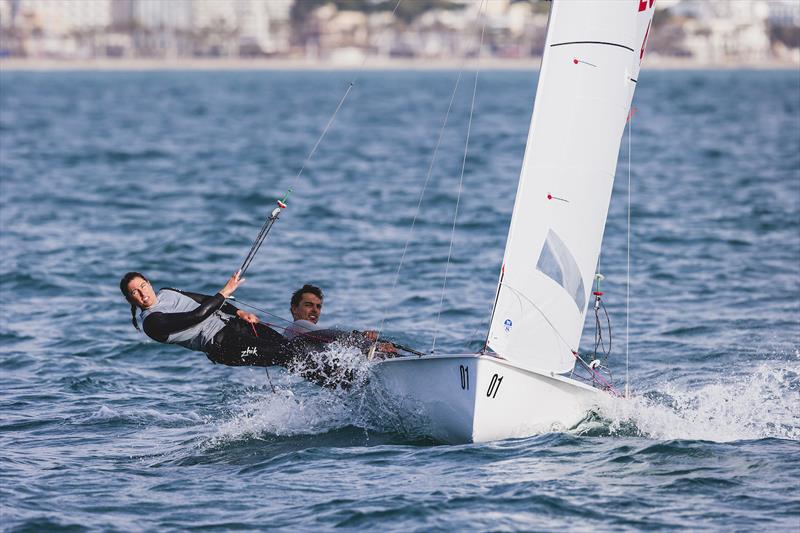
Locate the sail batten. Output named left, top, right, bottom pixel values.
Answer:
left=551, top=41, right=635, bottom=52
left=486, top=0, right=656, bottom=373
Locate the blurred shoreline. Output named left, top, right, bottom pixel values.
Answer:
left=2, top=56, right=799, bottom=71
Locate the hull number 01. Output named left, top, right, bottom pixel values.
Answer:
left=487, top=374, right=504, bottom=399
left=459, top=365, right=470, bottom=390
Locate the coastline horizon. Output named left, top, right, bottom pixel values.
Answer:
left=2, top=55, right=798, bottom=71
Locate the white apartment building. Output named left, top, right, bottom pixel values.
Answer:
left=110, top=0, right=193, bottom=30
left=673, top=0, right=772, bottom=62
left=12, top=0, right=111, bottom=33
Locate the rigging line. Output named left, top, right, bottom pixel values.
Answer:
left=373, top=69, right=466, bottom=343
left=292, top=84, right=353, bottom=185
left=240, top=211, right=280, bottom=275
left=229, top=298, right=295, bottom=325
left=234, top=298, right=415, bottom=349
left=375, top=0, right=488, bottom=347
left=239, top=0, right=406, bottom=275
left=230, top=299, right=344, bottom=343
left=290, top=0, right=405, bottom=188
left=500, top=282, right=575, bottom=353
left=431, top=0, right=488, bottom=355
left=625, top=107, right=632, bottom=398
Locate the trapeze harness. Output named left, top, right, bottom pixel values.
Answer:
left=140, top=288, right=289, bottom=367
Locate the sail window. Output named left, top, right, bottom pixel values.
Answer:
left=536, top=229, right=585, bottom=310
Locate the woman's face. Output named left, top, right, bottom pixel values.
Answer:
left=126, top=276, right=157, bottom=309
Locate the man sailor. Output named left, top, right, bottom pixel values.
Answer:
left=283, top=284, right=396, bottom=355
left=283, top=284, right=325, bottom=341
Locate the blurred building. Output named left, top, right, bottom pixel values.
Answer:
left=669, top=0, right=772, bottom=63
left=109, top=0, right=194, bottom=57
left=1, top=0, right=111, bottom=57
left=0, top=0, right=797, bottom=65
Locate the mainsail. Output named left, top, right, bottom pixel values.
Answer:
left=486, top=0, right=656, bottom=373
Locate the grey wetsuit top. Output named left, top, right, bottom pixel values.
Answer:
left=140, top=289, right=232, bottom=352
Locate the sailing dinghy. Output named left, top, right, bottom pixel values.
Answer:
left=371, top=0, right=657, bottom=443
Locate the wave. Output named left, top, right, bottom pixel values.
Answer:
left=204, top=342, right=375, bottom=446
left=581, top=359, right=800, bottom=442
left=83, top=405, right=202, bottom=425
left=199, top=352, right=800, bottom=447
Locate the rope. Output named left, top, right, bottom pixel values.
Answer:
left=625, top=108, right=632, bottom=398
left=593, top=299, right=612, bottom=363
left=232, top=298, right=421, bottom=356
left=264, top=367, right=276, bottom=393
left=229, top=299, right=336, bottom=344
left=290, top=0, right=404, bottom=190
left=499, top=282, right=575, bottom=353
left=373, top=69, right=466, bottom=344
left=240, top=202, right=285, bottom=276
left=431, top=0, right=488, bottom=354
left=238, top=0, right=406, bottom=276
left=573, top=351, right=622, bottom=397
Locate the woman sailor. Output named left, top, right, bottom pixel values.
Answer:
left=120, top=270, right=292, bottom=368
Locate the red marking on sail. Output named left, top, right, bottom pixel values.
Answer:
left=640, top=20, right=652, bottom=62
left=547, top=193, right=569, bottom=203
left=626, top=106, right=637, bottom=123
left=573, top=58, right=598, bottom=68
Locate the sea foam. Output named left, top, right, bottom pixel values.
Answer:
left=589, top=360, right=800, bottom=442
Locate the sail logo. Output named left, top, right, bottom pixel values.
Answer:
left=503, top=319, right=513, bottom=333
left=638, top=0, right=655, bottom=62
left=637, top=0, right=655, bottom=12
left=240, top=346, right=258, bottom=359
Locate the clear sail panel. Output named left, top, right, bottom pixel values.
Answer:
left=536, top=229, right=585, bottom=311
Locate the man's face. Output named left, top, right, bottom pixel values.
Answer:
left=291, top=292, right=322, bottom=324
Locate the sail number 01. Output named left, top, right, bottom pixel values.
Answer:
left=459, top=365, right=470, bottom=390
left=487, top=374, right=504, bottom=399
left=459, top=366, right=504, bottom=399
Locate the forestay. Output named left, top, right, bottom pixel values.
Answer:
left=486, top=0, right=656, bottom=373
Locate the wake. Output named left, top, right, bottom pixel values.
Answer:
left=207, top=344, right=800, bottom=446
left=579, top=359, right=800, bottom=442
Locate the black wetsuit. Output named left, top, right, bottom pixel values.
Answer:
left=141, top=288, right=289, bottom=367
left=140, top=288, right=358, bottom=387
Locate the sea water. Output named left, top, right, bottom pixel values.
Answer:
left=1, top=69, right=798, bottom=531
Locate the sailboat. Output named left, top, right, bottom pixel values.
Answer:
left=370, top=0, right=657, bottom=443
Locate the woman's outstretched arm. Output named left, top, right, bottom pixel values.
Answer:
left=142, top=271, right=246, bottom=342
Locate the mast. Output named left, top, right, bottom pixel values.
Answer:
left=485, top=0, right=656, bottom=373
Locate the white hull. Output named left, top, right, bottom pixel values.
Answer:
left=370, top=354, right=602, bottom=444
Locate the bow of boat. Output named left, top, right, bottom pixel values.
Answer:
left=370, top=353, right=603, bottom=443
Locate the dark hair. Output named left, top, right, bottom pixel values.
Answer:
left=291, top=284, right=324, bottom=308
left=120, top=271, right=149, bottom=331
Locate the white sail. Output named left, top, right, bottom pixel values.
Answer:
left=486, top=0, right=656, bottom=373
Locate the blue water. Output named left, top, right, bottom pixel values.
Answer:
left=1, top=69, right=798, bottom=531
